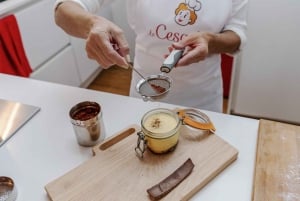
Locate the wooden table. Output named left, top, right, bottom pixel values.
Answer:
left=252, top=119, right=300, bottom=201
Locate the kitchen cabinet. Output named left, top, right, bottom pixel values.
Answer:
left=1, top=0, right=109, bottom=87
left=30, top=46, right=81, bottom=86
left=70, top=37, right=101, bottom=87
left=14, top=0, right=70, bottom=71
left=14, top=0, right=84, bottom=86
left=0, top=0, right=35, bottom=16
left=228, top=0, right=300, bottom=125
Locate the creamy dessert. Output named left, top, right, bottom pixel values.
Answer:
left=144, top=112, right=178, bottom=134
left=141, top=109, right=181, bottom=154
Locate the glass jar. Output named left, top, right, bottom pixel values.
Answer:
left=136, top=108, right=181, bottom=156
left=135, top=108, right=216, bottom=158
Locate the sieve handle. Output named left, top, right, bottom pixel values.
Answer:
left=160, top=49, right=184, bottom=73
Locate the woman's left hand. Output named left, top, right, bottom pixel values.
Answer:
left=168, top=32, right=213, bottom=67
left=168, top=30, right=241, bottom=67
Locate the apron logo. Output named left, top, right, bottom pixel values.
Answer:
left=175, top=0, right=202, bottom=26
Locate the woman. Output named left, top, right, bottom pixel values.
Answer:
left=54, top=0, right=248, bottom=112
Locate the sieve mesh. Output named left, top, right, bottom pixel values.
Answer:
left=136, top=75, right=172, bottom=98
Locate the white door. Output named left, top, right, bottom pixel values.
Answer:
left=229, top=0, right=300, bottom=124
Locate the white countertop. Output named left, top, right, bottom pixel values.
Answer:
left=0, top=73, right=259, bottom=201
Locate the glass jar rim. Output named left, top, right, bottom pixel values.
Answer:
left=141, top=108, right=181, bottom=139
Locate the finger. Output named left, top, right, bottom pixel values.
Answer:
left=88, top=30, right=126, bottom=67
left=108, top=26, right=130, bottom=67
left=172, top=42, right=185, bottom=49
left=98, top=36, right=128, bottom=67
left=168, top=46, right=174, bottom=52
left=86, top=44, right=112, bottom=68
left=87, top=35, right=119, bottom=68
left=86, top=31, right=115, bottom=66
left=86, top=34, right=115, bottom=66
left=103, top=41, right=128, bottom=67
left=177, top=46, right=207, bottom=66
left=163, top=46, right=175, bottom=59
left=173, top=32, right=201, bottom=49
left=110, top=27, right=130, bottom=57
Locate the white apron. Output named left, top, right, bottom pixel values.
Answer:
left=61, top=0, right=246, bottom=112
left=126, top=0, right=234, bottom=112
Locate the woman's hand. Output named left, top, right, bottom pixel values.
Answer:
left=86, top=16, right=130, bottom=68
left=169, top=32, right=212, bottom=67
left=168, top=30, right=240, bottom=67
left=55, top=1, right=129, bottom=69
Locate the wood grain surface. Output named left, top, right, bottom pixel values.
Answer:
left=252, top=119, right=300, bottom=201
left=45, top=125, right=238, bottom=201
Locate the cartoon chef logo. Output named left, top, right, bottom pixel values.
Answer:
left=175, top=0, right=202, bottom=26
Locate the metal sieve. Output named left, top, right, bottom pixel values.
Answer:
left=135, top=49, right=183, bottom=101
left=126, top=59, right=172, bottom=100
left=136, top=74, right=172, bottom=101
left=123, top=48, right=183, bottom=101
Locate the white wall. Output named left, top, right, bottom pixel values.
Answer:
left=110, top=0, right=136, bottom=60
left=229, top=0, right=300, bottom=125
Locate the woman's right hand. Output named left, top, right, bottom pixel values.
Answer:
left=85, top=16, right=130, bottom=69
left=55, top=1, right=129, bottom=68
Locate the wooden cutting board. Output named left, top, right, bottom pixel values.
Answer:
left=45, top=125, right=238, bottom=201
left=252, top=119, right=300, bottom=201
